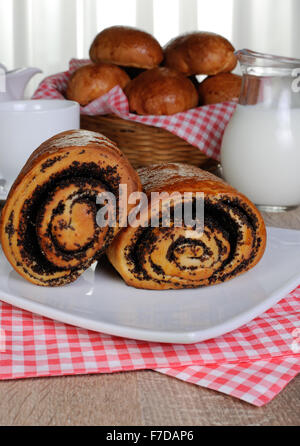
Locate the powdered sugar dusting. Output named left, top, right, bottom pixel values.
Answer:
left=49, top=129, right=118, bottom=150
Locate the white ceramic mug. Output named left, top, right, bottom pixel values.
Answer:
left=0, top=99, right=80, bottom=199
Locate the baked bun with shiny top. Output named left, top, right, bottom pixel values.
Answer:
left=66, top=63, right=130, bottom=106
left=124, top=67, right=199, bottom=115
left=89, top=26, right=163, bottom=69
left=198, top=72, right=242, bottom=105
left=164, top=31, right=237, bottom=76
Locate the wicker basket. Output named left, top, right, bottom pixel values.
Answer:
left=80, top=114, right=217, bottom=170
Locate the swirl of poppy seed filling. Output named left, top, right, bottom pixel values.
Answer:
left=11, top=163, right=120, bottom=285
left=0, top=129, right=142, bottom=287
left=124, top=196, right=262, bottom=288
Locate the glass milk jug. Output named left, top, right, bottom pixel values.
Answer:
left=221, top=49, right=300, bottom=212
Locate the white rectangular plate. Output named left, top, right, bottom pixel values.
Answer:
left=0, top=227, right=299, bottom=344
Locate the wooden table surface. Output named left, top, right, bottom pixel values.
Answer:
left=0, top=207, right=299, bottom=426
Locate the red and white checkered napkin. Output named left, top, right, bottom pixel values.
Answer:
left=32, top=59, right=237, bottom=161
left=0, top=286, right=299, bottom=406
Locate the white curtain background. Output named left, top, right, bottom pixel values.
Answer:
left=233, top=0, right=300, bottom=58
left=0, top=0, right=299, bottom=96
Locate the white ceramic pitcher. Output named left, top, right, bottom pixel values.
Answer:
left=0, top=63, right=42, bottom=101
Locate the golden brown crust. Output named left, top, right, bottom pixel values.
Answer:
left=124, top=67, right=199, bottom=115
left=66, top=63, right=130, bottom=106
left=164, top=32, right=237, bottom=76
left=107, top=163, right=266, bottom=290
left=198, top=73, right=242, bottom=105
left=0, top=129, right=142, bottom=286
left=89, top=26, right=163, bottom=69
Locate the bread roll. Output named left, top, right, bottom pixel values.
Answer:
left=90, top=26, right=163, bottom=69
left=164, top=32, right=237, bottom=76
left=0, top=130, right=141, bottom=286
left=66, top=63, right=130, bottom=106
left=107, top=163, right=266, bottom=290
left=198, top=73, right=242, bottom=105
left=124, top=67, right=199, bottom=115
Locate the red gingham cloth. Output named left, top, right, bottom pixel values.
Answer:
left=32, top=59, right=237, bottom=161
left=0, top=286, right=299, bottom=406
